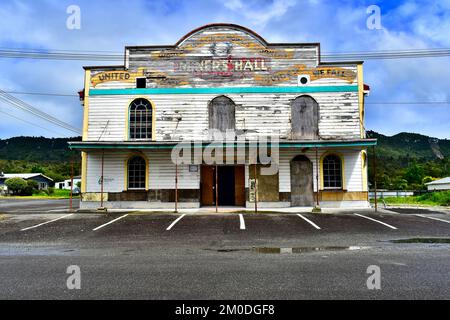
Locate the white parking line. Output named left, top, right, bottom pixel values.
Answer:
left=415, top=214, right=450, bottom=224
left=21, top=213, right=74, bottom=231
left=166, top=214, right=186, bottom=231
left=239, top=214, right=246, bottom=230
left=92, top=214, right=129, bottom=231
left=354, top=213, right=397, bottom=230
left=297, top=214, right=321, bottom=230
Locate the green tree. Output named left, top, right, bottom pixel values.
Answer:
left=5, top=178, right=27, bottom=195
left=422, top=176, right=434, bottom=185
left=404, top=163, right=425, bottom=185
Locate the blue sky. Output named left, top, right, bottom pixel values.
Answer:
left=0, top=0, right=449, bottom=139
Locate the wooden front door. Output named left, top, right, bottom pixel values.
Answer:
left=201, top=165, right=215, bottom=206
left=234, top=165, right=245, bottom=206
left=290, top=156, right=314, bottom=206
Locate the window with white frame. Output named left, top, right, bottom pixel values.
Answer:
left=323, top=155, right=343, bottom=189
left=129, top=99, right=152, bottom=140
left=127, top=156, right=146, bottom=189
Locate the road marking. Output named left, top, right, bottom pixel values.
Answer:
left=21, top=213, right=74, bottom=231
left=92, top=214, right=129, bottom=231
left=354, top=213, right=397, bottom=230
left=415, top=214, right=450, bottom=224
left=239, top=214, right=246, bottom=230
left=166, top=214, right=186, bottom=231
left=297, top=214, right=321, bottom=230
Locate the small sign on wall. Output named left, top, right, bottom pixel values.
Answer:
left=189, top=165, right=199, bottom=173
left=249, top=178, right=257, bottom=202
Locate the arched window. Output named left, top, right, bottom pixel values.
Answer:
left=291, top=95, right=319, bottom=139
left=209, top=96, right=235, bottom=133
left=323, top=154, right=342, bottom=189
left=129, top=98, right=152, bottom=140
left=127, top=156, right=146, bottom=189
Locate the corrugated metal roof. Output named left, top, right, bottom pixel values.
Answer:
left=425, top=177, right=450, bottom=185
left=0, top=173, right=54, bottom=181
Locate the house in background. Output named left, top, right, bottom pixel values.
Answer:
left=0, top=173, right=54, bottom=192
left=56, top=176, right=81, bottom=190
left=425, top=177, right=450, bottom=191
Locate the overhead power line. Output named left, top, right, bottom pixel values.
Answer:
left=322, top=48, right=450, bottom=60
left=0, top=47, right=450, bottom=61
left=0, top=109, right=69, bottom=136
left=0, top=89, right=82, bottom=134
left=3, top=90, right=78, bottom=97
left=365, top=101, right=450, bottom=105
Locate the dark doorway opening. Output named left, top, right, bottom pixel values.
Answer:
left=200, top=165, right=245, bottom=207
left=217, top=166, right=235, bottom=205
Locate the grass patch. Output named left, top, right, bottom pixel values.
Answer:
left=0, top=189, right=79, bottom=199
left=32, top=189, right=80, bottom=198
left=372, top=191, right=450, bottom=207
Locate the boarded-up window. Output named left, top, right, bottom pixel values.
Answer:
left=209, top=96, right=235, bottom=133
left=291, top=96, right=319, bottom=139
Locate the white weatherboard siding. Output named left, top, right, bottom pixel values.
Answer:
left=87, top=92, right=360, bottom=142
left=86, top=149, right=363, bottom=194
left=86, top=150, right=199, bottom=193
left=279, top=149, right=363, bottom=193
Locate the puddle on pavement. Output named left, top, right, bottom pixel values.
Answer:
left=210, top=246, right=363, bottom=254
left=252, top=246, right=362, bottom=254
left=391, top=238, right=450, bottom=244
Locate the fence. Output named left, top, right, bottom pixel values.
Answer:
left=368, top=190, right=414, bottom=199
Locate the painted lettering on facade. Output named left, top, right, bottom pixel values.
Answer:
left=91, top=68, right=145, bottom=87
left=175, top=56, right=270, bottom=79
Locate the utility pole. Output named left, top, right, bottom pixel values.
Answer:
left=372, top=145, right=378, bottom=212
left=175, top=162, right=178, bottom=213
left=100, top=149, right=105, bottom=210
left=69, top=155, right=74, bottom=212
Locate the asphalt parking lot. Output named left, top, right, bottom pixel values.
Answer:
left=0, top=199, right=449, bottom=299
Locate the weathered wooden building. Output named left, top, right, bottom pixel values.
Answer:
left=70, top=23, right=376, bottom=210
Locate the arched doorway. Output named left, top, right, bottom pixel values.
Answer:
left=290, top=155, right=314, bottom=206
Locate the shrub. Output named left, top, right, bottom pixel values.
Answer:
left=48, top=187, right=55, bottom=195
left=22, top=180, right=39, bottom=196
left=5, top=178, right=27, bottom=195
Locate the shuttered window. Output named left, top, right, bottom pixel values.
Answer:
left=127, top=156, right=146, bottom=189
left=129, top=99, right=152, bottom=140
left=209, top=96, right=235, bottom=133
left=291, top=95, right=319, bottom=139
left=323, top=155, right=342, bottom=189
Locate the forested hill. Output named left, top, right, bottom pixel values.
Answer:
left=0, top=133, right=449, bottom=188
left=366, top=131, right=450, bottom=160
left=366, top=131, right=449, bottom=190
left=0, top=136, right=81, bottom=182
left=0, top=133, right=448, bottom=163
left=0, top=136, right=81, bottom=162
